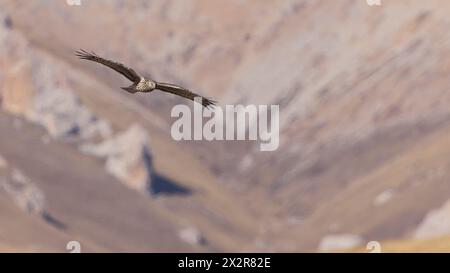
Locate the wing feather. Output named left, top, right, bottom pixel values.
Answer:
left=75, top=49, right=141, bottom=83
left=155, top=82, right=216, bottom=109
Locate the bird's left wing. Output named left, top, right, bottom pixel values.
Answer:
left=75, top=49, right=141, bottom=83
left=155, top=82, right=216, bottom=109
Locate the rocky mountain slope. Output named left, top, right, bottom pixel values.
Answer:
left=2, top=0, right=450, bottom=252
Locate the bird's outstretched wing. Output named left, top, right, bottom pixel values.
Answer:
left=155, top=82, right=216, bottom=109
left=75, top=49, right=141, bottom=83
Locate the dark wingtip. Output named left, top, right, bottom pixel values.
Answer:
left=202, top=98, right=217, bottom=110
left=74, top=49, right=96, bottom=60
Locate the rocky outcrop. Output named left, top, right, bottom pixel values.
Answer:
left=177, top=226, right=207, bottom=246
left=0, top=15, right=33, bottom=116
left=0, top=156, right=63, bottom=228
left=1, top=168, right=45, bottom=215
left=80, top=124, right=153, bottom=193
left=373, top=189, right=395, bottom=207
left=0, top=18, right=112, bottom=140
left=318, top=234, right=363, bottom=252
left=414, top=199, right=450, bottom=240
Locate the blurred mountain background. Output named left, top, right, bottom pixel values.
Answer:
left=1, top=0, right=450, bottom=252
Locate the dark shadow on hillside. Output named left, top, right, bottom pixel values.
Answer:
left=42, top=211, right=67, bottom=230
left=142, top=147, right=192, bottom=196
left=149, top=173, right=192, bottom=196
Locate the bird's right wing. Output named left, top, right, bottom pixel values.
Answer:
left=75, top=49, right=141, bottom=83
left=155, top=82, right=216, bottom=109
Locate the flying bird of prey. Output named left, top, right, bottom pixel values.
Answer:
left=75, top=49, right=216, bottom=108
